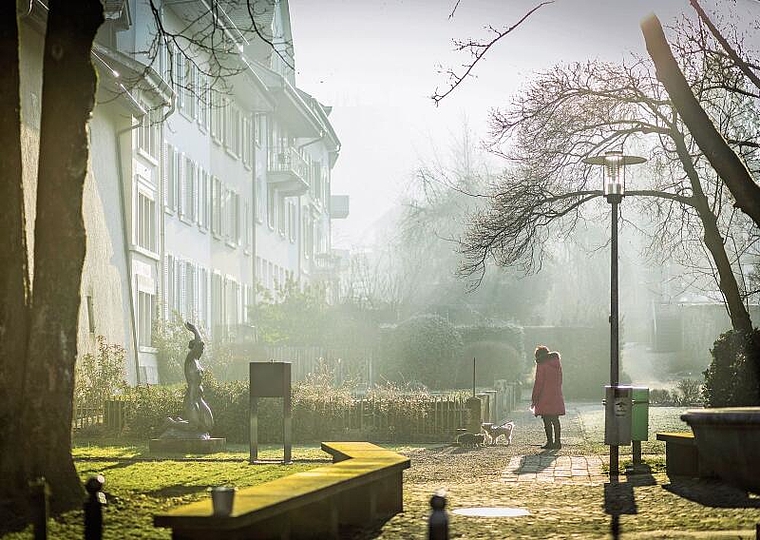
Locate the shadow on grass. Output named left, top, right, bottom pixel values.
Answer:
left=663, top=477, right=760, bottom=508
left=144, top=484, right=209, bottom=499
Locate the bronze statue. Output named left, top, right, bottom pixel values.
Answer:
left=159, top=322, right=215, bottom=439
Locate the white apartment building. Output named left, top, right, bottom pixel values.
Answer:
left=19, top=0, right=344, bottom=385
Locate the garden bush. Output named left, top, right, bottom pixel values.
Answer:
left=110, top=365, right=459, bottom=444
left=703, top=328, right=760, bottom=407
left=456, top=323, right=525, bottom=387
left=379, top=314, right=464, bottom=389
left=74, top=336, right=127, bottom=409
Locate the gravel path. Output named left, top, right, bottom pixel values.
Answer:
left=345, top=403, right=760, bottom=539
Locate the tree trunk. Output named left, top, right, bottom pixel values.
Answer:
left=0, top=3, right=31, bottom=519
left=671, top=128, right=753, bottom=333
left=641, top=14, right=760, bottom=230
left=21, top=0, right=104, bottom=513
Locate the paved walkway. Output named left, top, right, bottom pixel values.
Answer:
left=361, top=402, right=760, bottom=539
left=502, top=454, right=606, bottom=484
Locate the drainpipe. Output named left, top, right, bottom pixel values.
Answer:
left=112, top=79, right=155, bottom=385
left=115, top=115, right=144, bottom=386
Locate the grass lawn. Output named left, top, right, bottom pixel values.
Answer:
left=3, top=444, right=338, bottom=540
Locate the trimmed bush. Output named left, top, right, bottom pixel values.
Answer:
left=379, top=314, right=464, bottom=390
left=703, top=329, right=760, bottom=407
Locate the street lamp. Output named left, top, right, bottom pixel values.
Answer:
left=583, top=150, right=646, bottom=477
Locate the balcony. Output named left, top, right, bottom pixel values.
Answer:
left=267, top=146, right=309, bottom=196
left=312, top=252, right=341, bottom=277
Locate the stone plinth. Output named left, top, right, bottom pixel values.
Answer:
left=681, top=407, right=760, bottom=494
left=149, top=437, right=226, bottom=454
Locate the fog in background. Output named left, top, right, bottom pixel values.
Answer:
left=281, top=0, right=760, bottom=390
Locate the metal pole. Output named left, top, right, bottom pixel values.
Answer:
left=472, top=357, right=476, bottom=397
left=610, top=197, right=620, bottom=477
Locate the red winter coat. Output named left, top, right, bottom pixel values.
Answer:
left=531, top=353, right=566, bottom=416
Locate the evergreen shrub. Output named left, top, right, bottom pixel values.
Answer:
left=703, top=329, right=760, bottom=407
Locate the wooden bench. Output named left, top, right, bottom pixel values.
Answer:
left=153, top=442, right=410, bottom=539
left=656, top=431, right=713, bottom=478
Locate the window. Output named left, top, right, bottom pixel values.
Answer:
left=226, top=277, right=240, bottom=330
left=302, top=212, right=313, bottom=259
left=311, top=161, right=321, bottom=200
left=158, top=39, right=170, bottom=83
left=255, top=176, right=265, bottom=223
left=211, top=272, right=224, bottom=337
left=230, top=190, right=240, bottom=245
left=163, top=142, right=176, bottom=213
left=288, top=199, right=297, bottom=242
left=242, top=114, right=252, bottom=168
left=244, top=201, right=252, bottom=252
left=254, top=114, right=265, bottom=147
left=173, top=50, right=185, bottom=112
left=198, top=266, right=209, bottom=328
left=164, top=253, right=174, bottom=318
left=137, top=290, right=154, bottom=347
left=220, top=188, right=240, bottom=245
left=197, top=72, right=209, bottom=130
left=137, top=109, right=159, bottom=161
left=182, top=156, right=196, bottom=223
left=255, top=256, right=263, bottom=289
left=185, top=261, right=196, bottom=321
left=267, top=187, right=276, bottom=229
left=211, top=176, right=222, bottom=236
left=197, top=167, right=209, bottom=230
left=135, top=184, right=157, bottom=253
left=225, top=103, right=241, bottom=157
left=210, top=91, right=224, bottom=143
left=185, top=61, right=198, bottom=119
left=277, top=195, right=286, bottom=236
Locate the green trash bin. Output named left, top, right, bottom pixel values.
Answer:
left=631, top=387, right=649, bottom=441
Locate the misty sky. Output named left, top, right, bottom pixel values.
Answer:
left=288, top=0, right=754, bottom=249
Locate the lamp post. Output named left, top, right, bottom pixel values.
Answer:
left=583, top=150, right=646, bottom=477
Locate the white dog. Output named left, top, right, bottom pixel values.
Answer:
left=481, top=421, right=515, bottom=446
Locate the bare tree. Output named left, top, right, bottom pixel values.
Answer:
left=641, top=11, right=760, bottom=229
left=460, top=44, right=756, bottom=332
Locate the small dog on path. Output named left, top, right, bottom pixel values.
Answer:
left=456, top=432, right=485, bottom=448
left=481, top=421, right=515, bottom=446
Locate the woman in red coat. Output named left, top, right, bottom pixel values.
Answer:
left=531, top=345, right=566, bottom=449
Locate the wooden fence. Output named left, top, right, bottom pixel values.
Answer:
left=73, top=396, right=129, bottom=433
left=72, top=382, right=520, bottom=442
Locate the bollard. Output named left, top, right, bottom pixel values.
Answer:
left=428, top=490, right=449, bottom=540
left=29, top=477, right=49, bottom=540
left=84, top=475, right=107, bottom=540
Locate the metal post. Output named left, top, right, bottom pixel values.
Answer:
left=610, top=197, right=620, bottom=477
left=428, top=491, right=449, bottom=540
left=472, top=357, right=476, bottom=397
left=29, top=477, right=48, bottom=540
left=84, top=475, right=106, bottom=540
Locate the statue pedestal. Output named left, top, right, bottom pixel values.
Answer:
left=149, top=437, right=226, bottom=454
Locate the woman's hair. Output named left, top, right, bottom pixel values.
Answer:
left=534, top=345, right=550, bottom=361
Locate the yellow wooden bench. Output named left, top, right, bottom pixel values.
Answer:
left=655, top=431, right=713, bottom=478
left=153, top=442, right=410, bottom=539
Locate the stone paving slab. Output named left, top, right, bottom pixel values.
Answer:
left=502, top=454, right=607, bottom=484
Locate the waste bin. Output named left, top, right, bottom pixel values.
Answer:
left=630, top=386, right=649, bottom=441
left=604, top=385, right=632, bottom=446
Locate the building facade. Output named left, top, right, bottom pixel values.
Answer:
left=19, top=0, right=344, bottom=385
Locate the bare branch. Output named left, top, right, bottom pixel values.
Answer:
left=689, top=0, right=760, bottom=93
left=431, top=1, right=554, bottom=105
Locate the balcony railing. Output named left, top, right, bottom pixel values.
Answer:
left=267, top=146, right=309, bottom=195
